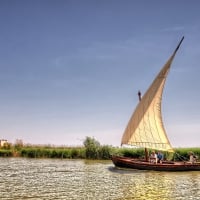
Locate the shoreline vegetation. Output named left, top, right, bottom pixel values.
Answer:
left=0, top=137, right=199, bottom=161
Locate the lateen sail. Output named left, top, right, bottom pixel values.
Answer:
left=121, top=37, right=184, bottom=152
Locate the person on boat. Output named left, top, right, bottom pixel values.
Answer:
left=149, top=151, right=157, bottom=164
left=157, top=151, right=164, bottom=163
left=189, top=151, right=197, bottom=163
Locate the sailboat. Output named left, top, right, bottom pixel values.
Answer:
left=111, top=37, right=200, bottom=171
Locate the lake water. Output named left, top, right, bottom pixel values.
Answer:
left=0, top=158, right=200, bottom=200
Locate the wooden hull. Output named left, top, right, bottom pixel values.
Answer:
left=111, top=156, right=200, bottom=171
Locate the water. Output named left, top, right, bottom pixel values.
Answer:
left=0, top=158, right=200, bottom=200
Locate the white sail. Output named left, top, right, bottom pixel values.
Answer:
left=121, top=37, right=184, bottom=152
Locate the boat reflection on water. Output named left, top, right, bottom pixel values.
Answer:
left=110, top=167, right=200, bottom=200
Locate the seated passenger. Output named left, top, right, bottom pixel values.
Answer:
left=189, top=151, right=197, bottom=163
left=149, top=151, right=157, bottom=164
left=157, top=151, right=164, bottom=163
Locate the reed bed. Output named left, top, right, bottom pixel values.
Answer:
left=0, top=144, right=199, bottom=161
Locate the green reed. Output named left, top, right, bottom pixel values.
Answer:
left=0, top=142, right=199, bottom=161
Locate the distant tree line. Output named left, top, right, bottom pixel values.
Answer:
left=0, top=137, right=199, bottom=161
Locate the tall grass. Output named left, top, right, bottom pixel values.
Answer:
left=0, top=144, right=200, bottom=161
left=20, top=146, right=86, bottom=159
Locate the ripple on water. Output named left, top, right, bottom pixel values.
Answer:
left=0, top=158, right=200, bottom=200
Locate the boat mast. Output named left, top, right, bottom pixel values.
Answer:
left=138, top=91, right=149, bottom=161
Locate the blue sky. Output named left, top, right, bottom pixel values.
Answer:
left=0, top=0, right=200, bottom=147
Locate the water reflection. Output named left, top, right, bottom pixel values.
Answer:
left=111, top=168, right=200, bottom=200
left=119, top=172, right=174, bottom=200
left=0, top=158, right=200, bottom=200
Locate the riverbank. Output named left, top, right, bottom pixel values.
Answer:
left=0, top=145, right=199, bottom=161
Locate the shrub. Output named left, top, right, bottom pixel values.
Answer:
left=0, top=149, right=12, bottom=157
left=83, top=137, right=100, bottom=159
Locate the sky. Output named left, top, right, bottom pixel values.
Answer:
left=0, top=0, right=200, bottom=147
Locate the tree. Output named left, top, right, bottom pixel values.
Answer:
left=83, top=137, right=100, bottom=159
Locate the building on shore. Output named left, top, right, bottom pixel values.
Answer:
left=0, top=139, right=8, bottom=147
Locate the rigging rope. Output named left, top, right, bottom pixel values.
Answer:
left=174, top=152, right=187, bottom=161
